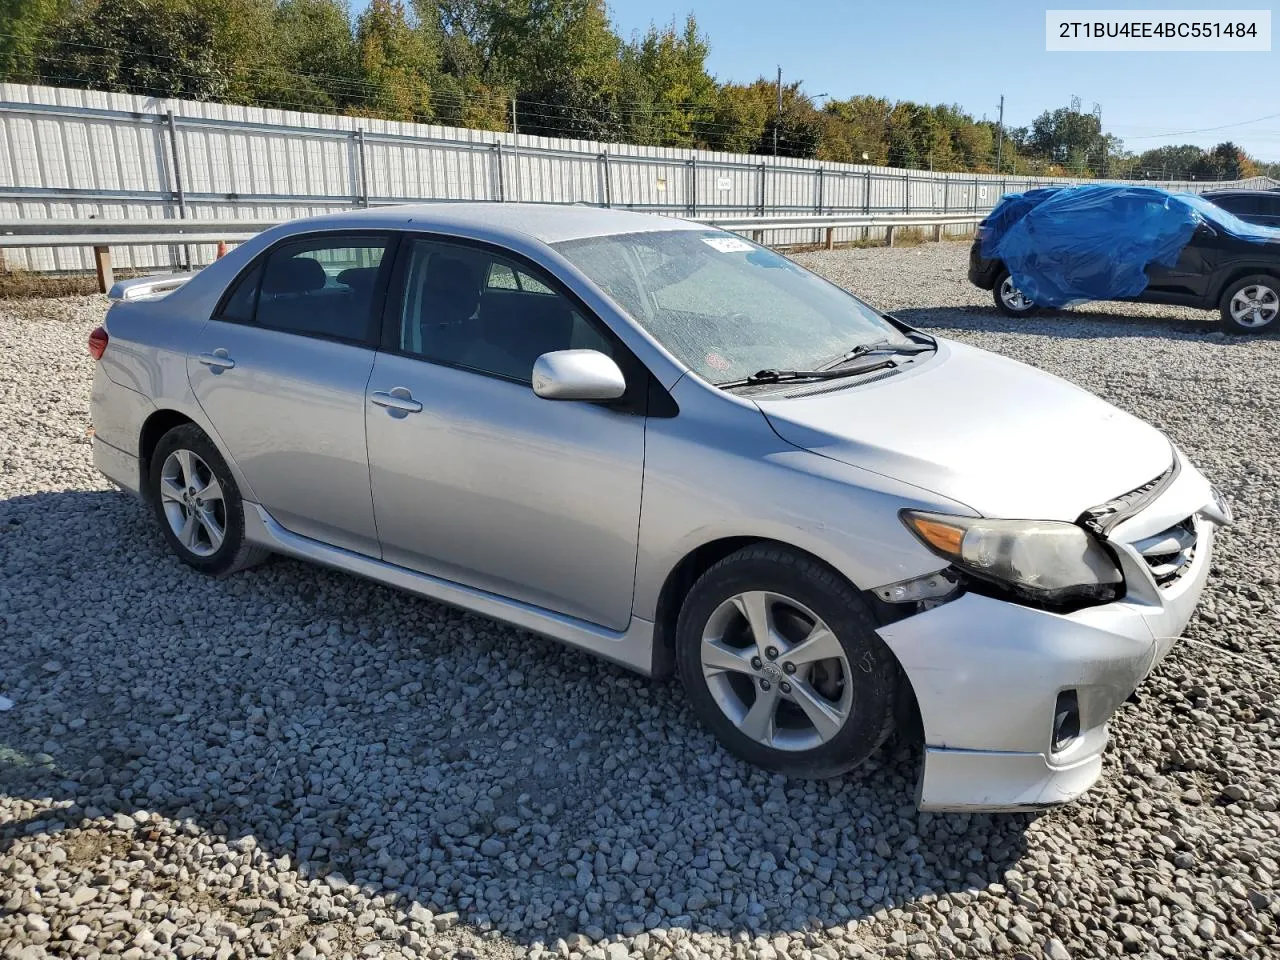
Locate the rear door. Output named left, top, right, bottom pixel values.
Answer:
left=1144, top=224, right=1225, bottom=300
left=188, top=232, right=394, bottom=556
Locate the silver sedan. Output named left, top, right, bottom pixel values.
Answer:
left=89, top=204, right=1230, bottom=811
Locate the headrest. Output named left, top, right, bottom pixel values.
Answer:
left=337, top=266, right=379, bottom=293
left=263, top=256, right=327, bottom=295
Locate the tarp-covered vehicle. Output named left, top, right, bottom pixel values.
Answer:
left=968, top=184, right=1280, bottom=333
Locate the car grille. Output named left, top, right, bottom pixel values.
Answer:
left=1132, top=518, right=1198, bottom=588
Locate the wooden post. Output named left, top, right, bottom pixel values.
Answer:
left=933, top=223, right=943, bottom=242
left=93, top=246, right=113, bottom=294
left=885, top=226, right=896, bottom=248
left=824, top=227, right=834, bottom=250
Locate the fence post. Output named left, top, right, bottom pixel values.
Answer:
left=493, top=142, right=505, bottom=202
left=815, top=167, right=824, bottom=213
left=863, top=170, right=871, bottom=215
left=886, top=225, right=896, bottom=248
left=93, top=246, right=113, bottom=294
left=164, top=110, right=190, bottom=270
left=757, top=163, right=767, bottom=216
left=904, top=170, right=910, bottom=215
left=973, top=177, right=979, bottom=213
left=824, top=227, right=834, bottom=250
left=601, top=152, right=612, bottom=208
left=688, top=156, right=697, bottom=216
left=356, top=128, right=370, bottom=207
left=943, top=177, right=950, bottom=213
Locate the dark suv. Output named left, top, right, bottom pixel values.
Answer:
left=969, top=193, right=1280, bottom=333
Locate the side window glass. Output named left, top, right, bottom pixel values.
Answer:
left=398, top=239, right=613, bottom=382
left=255, top=237, right=387, bottom=342
left=217, top=263, right=262, bottom=323
left=1222, top=195, right=1258, bottom=216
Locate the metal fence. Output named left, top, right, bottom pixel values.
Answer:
left=2, top=83, right=1276, bottom=273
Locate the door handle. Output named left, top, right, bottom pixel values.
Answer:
left=370, top=388, right=423, bottom=414
left=198, top=349, right=236, bottom=371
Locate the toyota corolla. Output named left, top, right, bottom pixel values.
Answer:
left=88, top=204, right=1231, bottom=810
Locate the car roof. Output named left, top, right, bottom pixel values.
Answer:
left=282, top=202, right=708, bottom=245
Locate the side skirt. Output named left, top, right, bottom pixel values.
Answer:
left=243, top=503, right=658, bottom=676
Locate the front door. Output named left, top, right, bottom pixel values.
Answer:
left=364, top=236, right=645, bottom=630
left=188, top=233, right=393, bottom=556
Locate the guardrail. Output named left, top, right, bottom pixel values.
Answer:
left=0, top=211, right=985, bottom=292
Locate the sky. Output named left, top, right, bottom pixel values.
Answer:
left=599, top=0, right=1280, bottom=160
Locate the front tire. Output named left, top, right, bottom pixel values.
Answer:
left=1219, top=274, right=1279, bottom=333
left=993, top=270, right=1038, bottom=317
left=675, top=545, right=899, bottom=779
left=148, top=424, right=268, bottom=576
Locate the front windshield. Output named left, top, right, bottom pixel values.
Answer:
left=553, top=229, right=909, bottom=382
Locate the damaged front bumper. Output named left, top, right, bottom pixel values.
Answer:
left=877, top=452, right=1224, bottom=812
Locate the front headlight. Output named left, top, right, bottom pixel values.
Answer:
left=901, top=511, right=1123, bottom=604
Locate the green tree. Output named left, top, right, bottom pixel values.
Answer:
left=1193, top=141, right=1251, bottom=181
left=49, top=0, right=228, bottom=99
left=273, top=0, right=361, bottom=111
left=1132, top=144, right=1204, bottom=180
left=354, top=0, right=437, bottom=122
left=704, top=81, right=770, bottom=154
left=618, top=16, right=717, bottom=148
left=0, top=0, right=66, bottom=81
left=819, top=95, right=891, bottom=164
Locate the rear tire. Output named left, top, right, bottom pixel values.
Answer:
left=993, top=270, right=1038, bottom=317
left=675, top=545, right=898, bottom=780
left=1218, top=274, right=1279, bottom=333
left=148, top=424, right=268, bottom=576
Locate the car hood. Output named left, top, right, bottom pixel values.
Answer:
left=754, top=339, right=1173, bottom=521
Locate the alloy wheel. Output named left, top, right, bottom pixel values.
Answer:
left=1229, top=284, right=1279, bottom=328
left=159, top=449, right=226, bottom=557
left=1000, top=275, right=1032, bottom=312
left=699, top=590, right=853, bottom=751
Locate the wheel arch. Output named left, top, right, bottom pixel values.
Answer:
left=1211, top=265, right=1280, bottom=305
left=136, top=407, right=254, bottom=505
left=652, top=535, right=924, bottom=751
left=650, top=535, right=904, bottom=674
left=137, top=409, right=197, bottom=499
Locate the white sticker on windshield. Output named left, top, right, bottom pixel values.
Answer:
left=702, top=236, right=753, bottom=253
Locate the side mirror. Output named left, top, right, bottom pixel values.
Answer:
left=532, top=349, right=626, bottom=401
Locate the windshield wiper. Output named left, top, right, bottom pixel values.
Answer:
left=715, top=357, right=896, bottom=390
left=820, top=338, right=933, bottom=370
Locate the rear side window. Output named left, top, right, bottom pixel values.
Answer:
left=218, top=263, right=261, bottom=323
left=1213, top=194, right=1262, bottom=216
left=216, top=235, right=390, bottom=344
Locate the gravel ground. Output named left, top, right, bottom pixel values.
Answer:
left=2, top=241, right=1278, bottom=960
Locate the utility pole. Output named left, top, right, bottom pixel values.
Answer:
left=995, top=94, right=1004, bottom=174
left=773, top=66, right=782, bottom=157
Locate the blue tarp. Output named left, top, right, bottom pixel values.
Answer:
left=980, top=184, right=1280, bottom=308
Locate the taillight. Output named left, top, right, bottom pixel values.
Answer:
left=88, top=325, right=109, bottom=360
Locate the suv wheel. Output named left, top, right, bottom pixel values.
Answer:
left=1220, top=274, right=1279, bottom=333
left=994, top=270, right=1038, bottom=316
left=148, top=424, right=269, bottom=576
left=675, top=545, right=899, bottom=779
